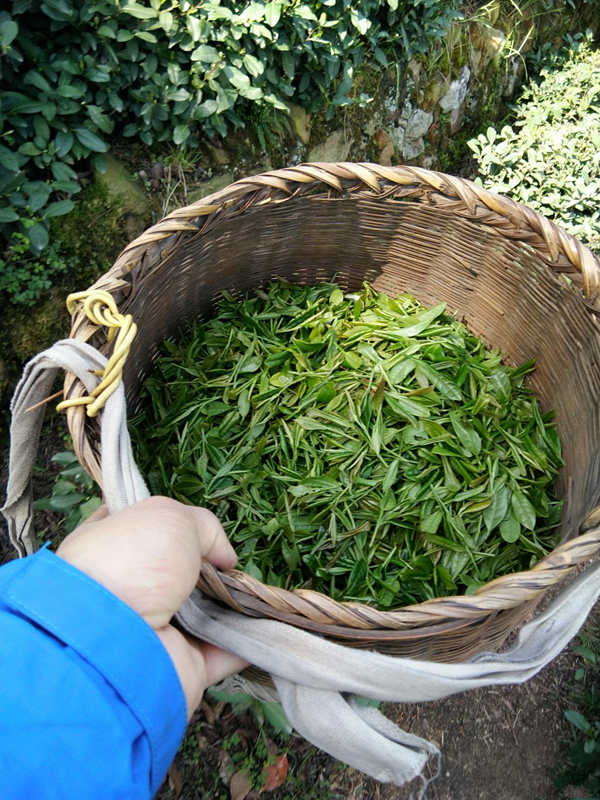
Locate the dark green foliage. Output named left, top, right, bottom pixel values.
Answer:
left=555, top=618, right=600, bottom=799
left=0, top=0, right=461, bottom=251
left=33, top=450, right=102, bottom=535
left=0, top=232, right=75, bottom=305
left=131, top=281, right=563, bottom=607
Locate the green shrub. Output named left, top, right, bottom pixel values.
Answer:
left=0, top=0, right=461, bottom=253
left=34, top=450, right=102, bottom=536
left=468, top=33, right=600, bottom=253
left=554, top=618, right=600, bottom=798
left=0, top=232, right=75, bottom=305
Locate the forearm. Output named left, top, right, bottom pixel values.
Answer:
left=0, top=549, right=186, bottom=799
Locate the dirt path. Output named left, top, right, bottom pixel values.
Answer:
left=160, top=606, right=598, bottom=800
left=364, top=649, right=574, bottom=800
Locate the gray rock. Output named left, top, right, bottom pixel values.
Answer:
left=408, top=58, right=422, bottom=82
left=397, top=108, right=432, bottom=160
left=450, top=106, right=463, bottom=134
left=404, top=109, right=433, bottom=140
left=150, top=162, right=164, bottom=181
left=440, top=66, right=471, bottom=112
left=364, top=111, right=386, bottom=137
left=308, top=130, right=351, bottom=163
left=503, top=57, right=522, bottom=97
left=401, top=137, right=426, bottom=160
left=390, top=125, right=405, bottom=150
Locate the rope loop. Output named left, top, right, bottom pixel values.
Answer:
left=57, top=291, right=137, bottom=418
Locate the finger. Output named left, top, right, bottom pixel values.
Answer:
left=192, top=640, right=249, bottom=687
left=184, top=506, right=238, bottom=570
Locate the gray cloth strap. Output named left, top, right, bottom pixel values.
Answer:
left=4, top=340, right=600, bottom=796
left=2, top=340, right=149, bottom=555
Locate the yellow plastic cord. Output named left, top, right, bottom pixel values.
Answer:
left=57, top=290, right=137, bottom=418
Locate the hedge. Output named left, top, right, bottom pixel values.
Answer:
left=0, top=0, right=460, bottom=252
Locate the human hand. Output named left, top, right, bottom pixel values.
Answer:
left=56, top=496, right=247, bottom=719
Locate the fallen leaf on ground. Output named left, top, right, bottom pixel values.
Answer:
left=201, top=699, right=216, bottom=725
left=168, top=763, right=182, bottom=797
left=230, top=771, right=252, bottom=800
left=264, top=738, right=277, bottom=758
left=259, top=754, right=288, bottom=793
left=219, top=750, right=234, bottom=786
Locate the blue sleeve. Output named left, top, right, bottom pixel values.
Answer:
left=0, top=548, right=187, bottom=800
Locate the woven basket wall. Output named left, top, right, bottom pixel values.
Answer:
left=64, top=163, right=600, bottom=662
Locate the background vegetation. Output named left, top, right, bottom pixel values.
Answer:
left=469, top=33, right=600, bottom=253
left=0, top=0, right=461, bottom=252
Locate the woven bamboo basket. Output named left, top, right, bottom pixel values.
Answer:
left=63, top=163, right=600, bottom=663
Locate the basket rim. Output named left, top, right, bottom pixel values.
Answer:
left=109, top=161, right=600, bottom=300
left=64, top=162, right=600, bottom=635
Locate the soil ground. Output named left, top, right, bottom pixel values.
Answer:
left=155, top=604, right=599, bottom=800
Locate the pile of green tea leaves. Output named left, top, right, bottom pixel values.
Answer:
left=131, top=281, right=563, bottom=608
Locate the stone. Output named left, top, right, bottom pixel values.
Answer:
left=205, top=144, right=230, bottom=166
left=503, top=57, right=523, bottom=98
left=401, top=137, right=426, bottom=160
left=482, top=28, right=506, bottom=65
left=374, top=128, right=391, bottom=148
left=450, top=105, right=463, bottom=134
left=408, top=58, right=422, bottom=82
left=373, top=129, right=393, bottom=166
left=440, top=66, right=471, bottom=112
left=285, top=101, right=311, bottom=144
left=379, top=142, right=394, bottom=166
left=390, top=125, right=405, bottom=150
left=399, top=108, right=433, bottom=161
left=364, top=110, right=385, bottom=137
left=308, top=130, right=351, bottom=163
left=95, top=154, right=151, bottom=240
left=187, top=172, right=234, bottom=204
left=404, top=109, right=433, bottom=141
left=423, top=79, right=446, bottom=110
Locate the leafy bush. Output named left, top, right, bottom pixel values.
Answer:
left=554, top=619, right=600, bottom=798
left=33, top=450, right=102, bottom=535
left=468, top=33, right=600, bottom=253
left=0, top=232, right=75, bottom=305
left=0, top=0, right=461, bottom=252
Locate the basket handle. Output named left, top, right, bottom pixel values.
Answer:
left=2, top=338, right=148, bottom=557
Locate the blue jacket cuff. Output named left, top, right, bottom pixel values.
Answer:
left=2, top=548, right=187, bottom=792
